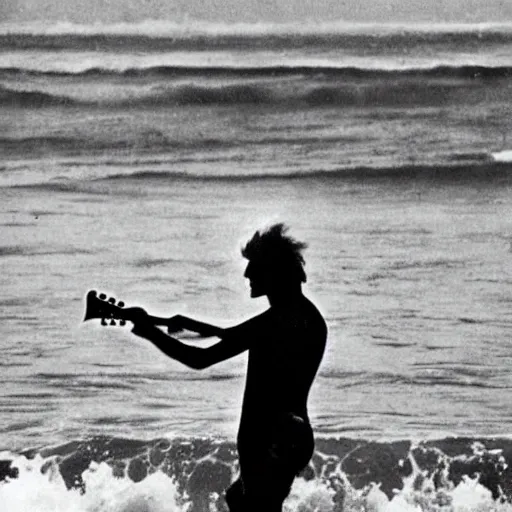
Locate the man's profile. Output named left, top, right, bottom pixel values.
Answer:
left=130, top=223, right=327, bottom=512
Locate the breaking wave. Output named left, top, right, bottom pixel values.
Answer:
left=1, top=435, right=512, bottom=511
left=0, top=75, right=502, bottom=109
left=2, top=19, right=512, bottom=50
left=3, top=19, right=512, bottom=35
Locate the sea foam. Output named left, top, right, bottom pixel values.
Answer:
left=492, top=150, right=512, bottom=162
left=2, top=436, right=512, bottom=512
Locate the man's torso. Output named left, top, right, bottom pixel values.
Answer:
left=237, top=297, right=327, bottom=453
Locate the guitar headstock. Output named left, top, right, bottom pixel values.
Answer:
left=83, top=290, right=127, bottom=326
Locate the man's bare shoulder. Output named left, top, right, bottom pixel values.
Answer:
left=221, top=308, right=272, bottom=339
left=301, top=296, right=327, bottom=324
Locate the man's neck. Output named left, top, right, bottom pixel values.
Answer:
left=267, top=285, right=303, bottom=308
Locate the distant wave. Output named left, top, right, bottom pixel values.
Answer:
left=4, top=20, right=512, bottom=36
left=6, top=162, right=511, bottom=195
left=493, top=149, right=512, bottom=162
left=1, top=75, right=500, bottom=110
left=0, top=85, right=76, bottom=107
left=3, top=64, right=512, bottom=80
left=2, top=20, right=512, bottom=51
left=92, top=162, right=511, bottom=182
left=5, top=20, right=512, bottom=38
left=0, top=135, right=86, bottom=151
left=0, top=133, right=362, bottom=157
left=0, top=244, right=93, bottom=257
left=0, top=134, right=175, bottom=154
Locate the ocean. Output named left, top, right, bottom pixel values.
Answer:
left=2, top=19, right=512, bottom=511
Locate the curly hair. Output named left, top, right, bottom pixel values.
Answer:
left=241, top=223, right=308, bottom=283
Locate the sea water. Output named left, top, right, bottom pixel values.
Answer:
left=2, top=20, right=512, bottom=511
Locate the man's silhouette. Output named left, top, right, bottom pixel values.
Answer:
left=130, top=223, right=327, bottom=511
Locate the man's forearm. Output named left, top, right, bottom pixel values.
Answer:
left=133, top=324, right=210, bottom=369
left=173, top=315, right=224, bottom=337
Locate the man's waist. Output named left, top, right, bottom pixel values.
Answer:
left=237, top=410, right=310, bottom=441
left=236, top=413, right=313, bottom=462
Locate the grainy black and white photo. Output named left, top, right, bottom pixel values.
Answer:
left=2, top=0, right=512, bottom=510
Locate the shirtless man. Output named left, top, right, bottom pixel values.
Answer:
left=130, top=223, right=327, bottom=512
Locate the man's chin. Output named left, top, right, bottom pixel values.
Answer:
left=250, top=288, right=265, bottom=298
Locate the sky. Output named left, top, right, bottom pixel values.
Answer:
left=3, top=0, right=512, bottom=24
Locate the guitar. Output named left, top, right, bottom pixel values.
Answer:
left=83, top=290, right=173, bottom=328
left=83, top=290, right=223, bottom=337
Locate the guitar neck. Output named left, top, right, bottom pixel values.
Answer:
left=84, top=290, right=173, bottom=327
left=84, top=290, right=221, bottom=336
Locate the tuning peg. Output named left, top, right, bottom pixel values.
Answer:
left=101, top=318, right=107, bottom=326
left=120, top=320, right=126, bottom=326
left=99, top=293, right=107, bottom=300
left=110, top=319, right=117, bottom=326
left=108, top=297, right=116, bottom=304
left=118, top=301, right=125, bottom=308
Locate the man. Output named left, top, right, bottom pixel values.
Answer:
left=130, top=223, right=327, bottom=512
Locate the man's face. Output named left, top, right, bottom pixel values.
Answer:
left=244, top=259, right=269, bottom=298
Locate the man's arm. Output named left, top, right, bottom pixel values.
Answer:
left=167, top=315, right=224, bottom=337
left=132, top=310, right=268, bottom=369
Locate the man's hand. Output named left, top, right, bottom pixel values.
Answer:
left=129, top=307, right=155, bottom=339
left=166, top=314, right=184, bottom=334
left=128, top=306, right=149, bottom=325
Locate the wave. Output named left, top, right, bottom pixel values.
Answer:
left=0, top=133, right=251, bottom=156
left=3, top=63, right=512, bottom=80
left=1, top=76, right=501, bottom=110
left=2, top=20, right=512, bottom=50
left=0, top=135, right=87, bottom=152
left=6, top=162, right=512, bottom=196
left=2, top=34, right=512, bottom=55
left=4, top=20, right=512, bottom=36
left=93, top=162, right=512, bottom=182
left=1, top=435, right=512, bottom=511
left=493, top=150, right=512, bottom=162
left=0, top=134, right=177, bottom=155
left=0, top=85, right=77, bottom=107
left=0, top=245, right=93, bottom=258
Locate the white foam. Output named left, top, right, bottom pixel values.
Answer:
left=492, top=150, right=512, bottom=162
left=0, top=455, right=186, bottom=512
left=2, top=453, right=512, bottom=512
left=2, top=19, right=512, bottom=37
left=285, top=478, right=336, bottom=512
